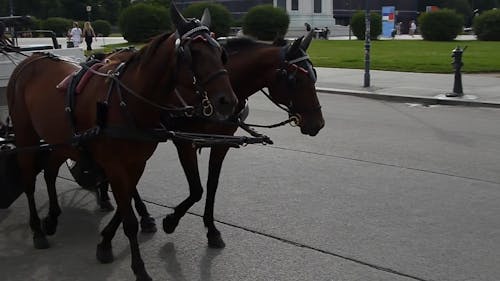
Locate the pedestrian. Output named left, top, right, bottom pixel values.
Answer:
left=323, top=26, right=330, bottom=39
left=83, top=21, right=96, bottom=51
left=69, top=22, right=82, bottom=47
left=409, top=20, right=417, bottom=37
left=396, top=22, right=402, bottom=35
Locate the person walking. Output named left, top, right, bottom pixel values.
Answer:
left=409, top=20, right=417, bottom=37
left=83, top=21, right=96, bottom=51
left=69, top=22, right=82, bottom=47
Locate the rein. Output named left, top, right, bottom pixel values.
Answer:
left=80, top=62, right=195, bottom=115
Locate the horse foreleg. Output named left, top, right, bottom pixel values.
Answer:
left=96, top=210, right=121, bottom=264
left=204, top=146, right=230, bottom=248
left=162, top=141, right=203, bottom=234
left=132, top=190, right=157, bottom=233
left=41, top=153, right=64, bottom=236
left=103, top=162, right=151, bottom=281
left=96, top=181, right=115, bottom=212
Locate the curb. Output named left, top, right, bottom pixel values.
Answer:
left=316, top=87, right=500, bottom=109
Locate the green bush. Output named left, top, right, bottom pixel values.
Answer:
left=41, top=17, right=72, bottom=37
left=418, top=9, right=463, bottom=41
left=119, top=3, right=171, bottom=43
left=242, top=5, right=289, bottom=41
left=92, top=20, right=112, bottom=37
left=473, top=9, right=500, bottom=41
left=350, top=11, right=382, bottom=40
left=182, top=2, right=233, bottom=37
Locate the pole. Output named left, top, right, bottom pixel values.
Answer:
left=363, top=0, right=371, bottom=87
left=9, top=0, right=14, bottom=16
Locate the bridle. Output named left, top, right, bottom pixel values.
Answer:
left=263, top=45, right=321, bottom=127
left=173, top=23, right=229, bottom=118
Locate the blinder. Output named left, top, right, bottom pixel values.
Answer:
left=175, top=33, right=228, bottom=66
left=173, top=24, right=230, bottom=118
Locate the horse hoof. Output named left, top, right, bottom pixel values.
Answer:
left=136, top=272, right=153, bottom=281
left=207, top=234, right=226, bottom=249
left=99, top=200, right=115, bottom=212
left=33, top=236, right=50, bottom=249
left=41, top=217, right=57, bottom=236
left=162, top=214, right=179, bottom=234
left=96, top=243, right=114, bottom=264
left=141, top=216, right=157, bottom=233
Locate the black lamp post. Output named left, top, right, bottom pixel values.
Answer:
left=363, top=0, right=371, bottom=87
left=9, top=0, right=14, bottom=16
left=86, top=5, right=92, bottom=21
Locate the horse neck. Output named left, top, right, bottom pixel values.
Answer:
left=117, top=36, right=177, bottom=125
left=131, top=36, right=177, bottom=103
left=228, top=47, right=281, bottom=101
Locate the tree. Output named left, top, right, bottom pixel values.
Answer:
left=119, top=3, right=171, bottom=42
left=419, top=9, right=463, bottom=41
left=350, top=11, right=382, bottom=40
left=243, top=5, right=289, bottom=41
left=473, top=8, right=500, bottom=40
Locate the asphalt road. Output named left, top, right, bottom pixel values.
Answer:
left=1, top=93, right=499, bottom=281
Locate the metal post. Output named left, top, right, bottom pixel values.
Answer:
left=363, top=0, right=371, bottom=87
left=9, top=0, right=14, bottom=16
left=446, top=46, right=466, bottom=97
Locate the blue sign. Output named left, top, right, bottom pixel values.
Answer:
left=381, top=6, right=396, bottom=38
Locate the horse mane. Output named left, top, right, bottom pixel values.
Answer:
left=130, top=32, right=173, bottom=63
left=223, top=37, right=277, bottom=53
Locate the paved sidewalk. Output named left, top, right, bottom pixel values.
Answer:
left=315, top=67, right=500, bottom=108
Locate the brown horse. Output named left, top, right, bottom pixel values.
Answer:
left=6, top=3, right=236, bottom=281
left=161, top=30, right=325, bottom=248
left=90, top=28, right=324, bottom=248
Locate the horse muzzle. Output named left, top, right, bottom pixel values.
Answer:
left=212, top=91, right=238, bottom=119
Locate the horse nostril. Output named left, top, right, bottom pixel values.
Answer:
left=215, top=92, right=237, bottom=114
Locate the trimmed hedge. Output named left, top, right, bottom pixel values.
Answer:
left=350, top=11, right=382, bottom=40
left=119, top=3, right=171, bottom=43
left=242, top=5, right=289, bottom=41
left=473, top=9, right=500, bottom=41
left=182, top=2, right=233, bottom=37
left=418, top=9, right=463, bottom=41
left=92, top=20, right=112, bottom=37
left=41, top=17, right=72, bottom=37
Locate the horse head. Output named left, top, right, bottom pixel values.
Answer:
left=267, top=27, right=324, bottom=136
left=170, top=2, right=237, bottom=120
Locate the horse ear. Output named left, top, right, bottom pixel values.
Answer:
left=288, top=36, right=304, bottom=55
left=170, top=1, right=187, bottom=29
left=200, top=8, right=211, bottom=27
left=301, top=25, right=314, bottom=51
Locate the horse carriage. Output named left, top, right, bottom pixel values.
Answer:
left=0, top=2, right=324, bottom=280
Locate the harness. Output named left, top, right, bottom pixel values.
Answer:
left=244, top=45, right=321, bottom=129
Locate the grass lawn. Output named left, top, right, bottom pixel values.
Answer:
left=308, top=40, right=500, bottom=73
left=98, top=39, right=500, bottom=74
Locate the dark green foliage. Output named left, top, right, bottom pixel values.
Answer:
left=350, top=11, right=382, bottom=40
left=118, top=3, right=170, bottom=43
left=92, top=20, right=112, bottom=36
left=473, top=9, right=500, bottom=40
left=41, top=17, right=73, bottom=37
left=419, top=9, right=464, bottom=41
left=242, top=5, right=289, bottom=41
left=182, top=2, right=233, bottom=37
